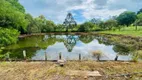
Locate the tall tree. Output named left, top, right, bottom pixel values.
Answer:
left=117, top=11, right=136, bottom=27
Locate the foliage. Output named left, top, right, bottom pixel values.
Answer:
left=104, top=19, right=118, bottom=30
left=78, top=22, right=94, bottom=32
left=56, top=24, right=65, bottom=32
left=43, top=20, right=56, bottom=32
left=135, top=13, right=142, bottom=26
left=0, top=28, right=20, bottom=46
left=117, top=11, right=136, bottom=27
left=113, top=44, right=130, bottom=55
left=90, top=18, right=101, bottom=25
left=33, top=15, right=56, bottom=33
left=25, top=14, right=47, bottom=33
left=131, top=51, right=139, bottom=62
left=137, top=8, right=142, bottom=14
left=25, top=13, right=35, bottom=34
left=5, top=0, right=25, bottom=13
left=98, top=21, right=105, bottom=30
left=79, top=35, right=94, bottom=43
left=0, top=0, right=28, bottom=34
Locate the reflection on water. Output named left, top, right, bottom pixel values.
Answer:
left=0, top=34, right=140, bottom=61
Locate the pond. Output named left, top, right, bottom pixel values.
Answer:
left=1, top=34, right=140, bottom=61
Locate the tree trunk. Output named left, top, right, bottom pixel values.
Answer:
left=135, top=25, right=138, bottom=31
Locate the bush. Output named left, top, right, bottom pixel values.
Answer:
left=78, top=22, right=94, bottom=32
left=92, top=50, right=102, bottom=56
left=0, top=28, right=20, bottom=46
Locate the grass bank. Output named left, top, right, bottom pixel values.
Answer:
left=0, top=61, right=142, bottom=80
left=99, top=26, right=142, bottom=37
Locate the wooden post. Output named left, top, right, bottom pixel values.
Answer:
left=23, top=50, right=26, bottom=60
left=59, top=52, right=62, bottom=60
left=97, top=55, right=100, bottom=61
left=79, top=53, right=81, bottom=61
left=115, top=55, right=118, bottom=61
left=45, top=52, right=47, bottom=61
left=6, top=52, right=10, bottom=61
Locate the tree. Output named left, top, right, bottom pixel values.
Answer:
left=117, top=11, right=136, bottom=27
left=78, top=22, right=94, bottom=32
left=137, top=13, right=142, bottom=20
left=0, top=0, right=28, bottom=34
left=33, top=15, right=56, bottom=33
left=34, top=15, right=46, bottom=33
left=63, top=13, right=77, bottom=32
left=43, top=20, right=56, bottom=32
left=90, top=18, right=101, bottom=25
left=113, top=44, right=130, bottom=61
left=137, top=8, right=142, bottom=14
left=25, top=13, right=36, bottom=34
left=79, top=35, right=94, bottom=44
left=56, top=24, right=64, bottom=32
left=98, top=21, right=105, bottom=30
left=5, top=0, right=25, bottom=13
left=104, top=19, right=118, bottom=30
left=134, top=13, right=142, bottom=30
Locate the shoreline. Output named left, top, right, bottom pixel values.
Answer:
left=19, top=32, right=142, bottom=39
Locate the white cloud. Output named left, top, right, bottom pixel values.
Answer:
left=19, top=0, right=142, bottom=23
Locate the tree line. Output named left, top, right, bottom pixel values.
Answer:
left=80, top=10, right=142, bottom=32
left=0, top=0, right=142, bottom=46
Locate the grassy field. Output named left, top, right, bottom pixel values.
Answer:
left=0, top=61, right=142, bottom=80
left=100, top=26, right=142, bottom=37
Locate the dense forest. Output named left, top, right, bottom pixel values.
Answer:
left=0, top=0, right=142, bottom=47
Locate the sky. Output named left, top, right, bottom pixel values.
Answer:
left=19, top=0, right=142, bottom=24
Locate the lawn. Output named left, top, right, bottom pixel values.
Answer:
left=100, top=26, right=142, bottom=37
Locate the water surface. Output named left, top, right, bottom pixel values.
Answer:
left=1, top=34, right=134, bottom=61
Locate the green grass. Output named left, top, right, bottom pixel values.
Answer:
left=100, top=26, right=142, bottom=37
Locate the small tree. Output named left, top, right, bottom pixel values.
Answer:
left=105, top=19, right=118, bottom=30
left=98, top=21, right=105, bottom=30
left=134, top=13, right=142, bottom=30
left=78, top=22, right=94, bottom=32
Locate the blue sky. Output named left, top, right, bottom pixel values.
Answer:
left=19, top=0, right=142, bottom=24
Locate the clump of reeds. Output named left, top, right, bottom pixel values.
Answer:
left=131, top=50, right=142, bottom=62
left=92, top=50, right=102, bottom=61
left=92, top=50, right=102, bottom=56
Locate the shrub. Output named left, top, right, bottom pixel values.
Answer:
left=131, top=50, right=142, bottom=62
left=92, top=50, right=102, bottom=57
left=0, top=28, right=20, bottom=46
